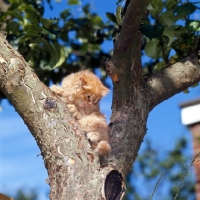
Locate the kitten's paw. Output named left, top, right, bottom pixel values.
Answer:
left=67, top=104, right=77, bottom=113
left=67, top=104, right=82, bottom=120
left=50, top=85, right=63, bottom=95
left=95, top=141, right=111, bottom=156
left=87, top=132, right=98, bottom=142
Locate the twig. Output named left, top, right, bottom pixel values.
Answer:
left=174, top=151, right=200, bottom=200
left=150, top=171, right=165, bottom=200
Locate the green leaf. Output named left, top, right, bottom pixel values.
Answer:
left=106, top=12, right=117, bottom=23
left=24, top=24, right=43, bottom=35
left=91, top=15, right=103, bottom=28
left=185, top=20, right=200, bottom=32
left=41, top=28, right=57, bottom=40
left=29, top=43, right=41, bottom=51
left=5, top=10, right=23, bottom=21
left=165, top=0, right=177, bottom=10
left=116, top=5, right=122, bottom=26
left=91, top=44, right=100, bottom=51
left=190, top=82, right=199, bottom=88
left=172, top=25, right=187, bottom=37
left=40, top=18, right=57, bottom=29
left=144, top=39, right=163, bottom=59
left=7, top=0, right=22, bottom=3
left=151, top=0, right=163, bottom=14
left=183, top=89, right=189, bottom=93
left=147, top=4, right=157, bottom=16
left=175, top=3, right=196, bottom=16
left=6, top=21, right=20, bottom=35
left=169, top=54, right=179, bottom=65
left=142, top=67, right=150, bottom=76
left=23, top=24, right=56, bottom=40
left=154, top=61, right=167, bottom=70
left=163, top=27, right=174, bottom=46
left=68, top=0, right=80, bottom=5
left=83, top=4, right=90, bottom=14
left=43, top=40, right=66, bottom=69
left=19, top=4, right=40, bottom=24
left=140, top=24, right=164, bottom=39
left=160, top=11, right=176, bottom=27
left=60, top=9, right=71, bottom=20
left=19, top=33, right=39, bottom=43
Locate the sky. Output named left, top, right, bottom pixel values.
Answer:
left=0, top=0, right=200, bottom=199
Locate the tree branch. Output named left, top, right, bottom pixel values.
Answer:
left=114, top=0, right=149, bottom=54
left=105, top=54, right=200, bottom=177
left=146, top=55, right=200, bottom=110
left=0, top=33, right=109, bottom=199
left=107, top=0, right=150, bottom=110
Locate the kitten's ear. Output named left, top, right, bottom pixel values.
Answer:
left=101, top=86, right=109, bottom=96
left=78, top=76, right=92, bottom=89
left=78, top=76, right=87, bottom=87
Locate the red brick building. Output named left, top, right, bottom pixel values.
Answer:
left=180, top=98, right=200, bottom=200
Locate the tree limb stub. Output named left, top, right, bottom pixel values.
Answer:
left=105, top=58, right=119, bottom=83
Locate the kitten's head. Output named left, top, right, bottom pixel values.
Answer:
left=73, top=70, right=109, bottom=109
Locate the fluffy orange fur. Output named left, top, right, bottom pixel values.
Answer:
left=50, top=70, right=111, bottom=155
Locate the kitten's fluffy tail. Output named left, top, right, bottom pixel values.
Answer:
left=95, top=141, right=111, bottom=156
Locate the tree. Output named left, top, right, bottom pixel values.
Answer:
left=124, top=138, right=195, bottom=200
left=0, top=0, right=200, bottom=199
left=14, top=189, right=38, bottom=200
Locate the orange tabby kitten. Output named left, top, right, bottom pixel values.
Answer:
left=50, top=70, right=111, bottom=155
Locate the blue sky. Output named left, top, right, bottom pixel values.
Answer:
left=0, top=0, right=200, bottom=199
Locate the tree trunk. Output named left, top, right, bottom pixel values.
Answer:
left=0, top=33, right=106, bottom=199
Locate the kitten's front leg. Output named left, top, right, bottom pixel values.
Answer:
left=87, top=131, right=111, bottom=156
left=78, top=114, right=111, bottom=155
left=50, top=85, right=64, bottom=96
left=67, top=103, right=83, bottom=120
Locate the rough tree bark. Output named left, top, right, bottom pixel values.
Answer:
left=0, top=0, right=200, bottom=199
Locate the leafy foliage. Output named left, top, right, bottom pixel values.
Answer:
left=123, top=138, right=195, bottom=200
left=1, top=0, right=199, bottom=83
left=0, top=0, right=118, bottom=85
left=14, top=189, right=38, bottom=200
left=140, top=0, right=200, bottom=72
